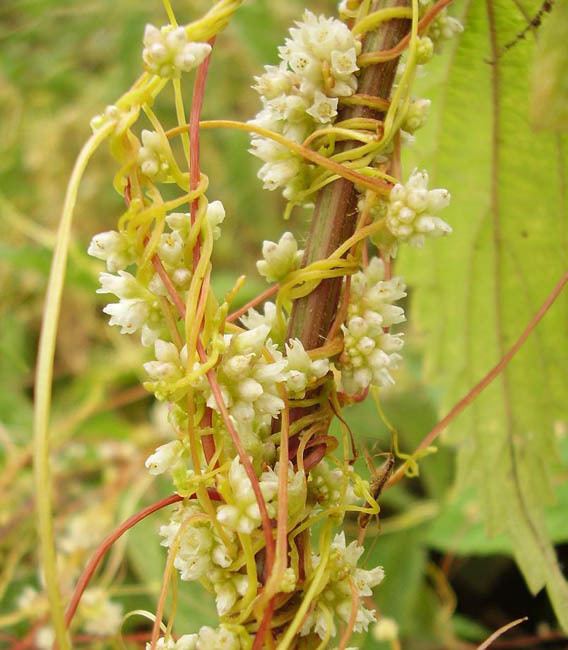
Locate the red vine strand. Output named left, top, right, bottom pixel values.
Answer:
left=388, top=270, right=568, bottom=488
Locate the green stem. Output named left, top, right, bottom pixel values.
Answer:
left=33, top=123, right=113, bottom=649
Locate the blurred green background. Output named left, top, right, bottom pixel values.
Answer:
left=1, top=0, right=567, bottom=648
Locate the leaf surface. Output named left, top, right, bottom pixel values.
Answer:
left=399, top=0, right=568, bottom=627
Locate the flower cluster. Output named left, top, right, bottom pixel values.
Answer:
left=88, top=200, right=226, bottom=347
left=249, top=10, right=362, bottom=200
left=150, top=624, right=245, bottom=650
left=386, top=169, right=452, bottom=248
left=142, top=24, right=211, bottom=78
left=300, top=533, right=384, bottom=639
left=339, top=257, right=406, bottom=395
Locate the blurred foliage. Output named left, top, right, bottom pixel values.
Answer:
left=0, top=0, right=567, bottom=648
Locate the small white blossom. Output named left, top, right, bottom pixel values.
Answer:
left=373, top=617, right=400, bottom=642
left=80, top=588, right=123, bottom=636
left=306, top=90, right=338, bottom=124
left=138, top=129, right=169, bottom=178
left=206, top=200, right=226, bottom=239
left=428, top=10, right=464, bottom=47
left=402, top=98, right=431, bottom=134
left=88, top=230, right=135, bottom=272
left=145, top=439, right=184, bottom=475
left=256, top=232, right=303, bottom=282
left=285, top=338, right=329, bottom=396
left=142, top=24, right=211, bottom=78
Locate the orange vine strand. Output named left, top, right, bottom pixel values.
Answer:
left=358, top=0, right=454, bottom=66
left=65, top=494, right=185, bottom=628
left=190, top=37, right=215, bottom=269
left=226, top=284, right=280, bottom=323
left=387, top=270, right=568, bottom=489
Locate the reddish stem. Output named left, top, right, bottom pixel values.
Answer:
left=151, top=255, right=276, bottom=581
left=65, top=494, right=183, bottom=627
left=388, top=271, right=568, bottom=488
left=189, top=37, right=215, bottom=270
left=359, top=0, right=454, bottom=65
left=226, top=284, right=280, bottom=323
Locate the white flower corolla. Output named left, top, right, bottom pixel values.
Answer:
left=144, top=439, right=185, bottom=475
left=195, top=625, right=242, bottom=650
left=300, top=533, right=384, bottom=639
left=36, top=627, right=55, bottom=650
left=142, top=24, right=211, bottom=78
left=428, top=10, right=464, bottom=46
left=102, top=298, right=149, bottom=335
left=240, top=301, right=277, bottom=333
left=216, top=457, right=279, bottom=534
left=386, top=169, right=451, bottom=248
left=59, top=506, right=112, bottom=555
left=373, top=617, right=400, bottom=641
left=207, top=200, right=226, bottom=240
left=138, top=129, right=170, bottom=178
left=416, top=35, right=434, bottom=64
left=79, top=588, right=123, bottom=636
left=144, top=339, right=187, bottom=383
left=339, top=258, right=406, bottom=394
left=210, top=569, right=249, bottom=616
left=306, top=90, right=338, bottom=124
left=256, top=232, right=303, bottom=282
left=159, top=504, right=234, bottom=582
left=88, top=230, right=135, bottom=272
left=285, top=339, right=329, bottom=397
left=308, top=459, right=359, bottom=508
left=402, top=98, right=431, bottom=134
left=253, top=64, right=297, bottom=100
left=97, top=270, right=140, bottom=299
left=192, top=325, right=286, bottom=427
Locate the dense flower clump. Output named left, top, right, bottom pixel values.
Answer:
left=77, top=1, right=464, bottom=647
left=249, top=10, right=362, bottom=201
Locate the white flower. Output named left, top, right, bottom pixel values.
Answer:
left=145, top=439, right=184, bottom=475
left=373, top=617, right=399, bottom=641
left=240, top=301, right=277, bottom=332
left=142, top=24, right=211, bottom=78
left=285, top=338, right=329, bottom=396
left=80, top=588, right=123, bottom=636
left=138, top=129, right=169, bottom=178
left=402, top=98, right=431, bottom=134
left=429, top=11, right=464, bottom=45
left=97, top=270, right=140, bottom=299
left=207, top=200, right=226, bottom=240
left=103, top=298, right=150, bottom=334
left=88, top=230, right=135, bottom=272
left=306, top=90, right=338, bottom=123
left=256, top=232, right=303, bottom=282
left=386, top=169, right=451, bottom=248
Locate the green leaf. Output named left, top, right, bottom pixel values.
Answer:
left=530, top=0, right=568, bottom=131
left=399, top=0, right=568, bottom=629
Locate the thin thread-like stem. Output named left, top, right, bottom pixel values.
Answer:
left=387, top=271, right=568, bottom=488
left=65, top=494, right=184, bottom=628
left=33, top=123, right=113, bottom=650
left=477, top=617, right=528, bottom=650
left=151, top=254, right=276, bottom=577
left=227, top=284, right=279, bottom=323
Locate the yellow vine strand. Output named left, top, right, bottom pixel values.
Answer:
left=33, top=122, right=114, bottom=650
